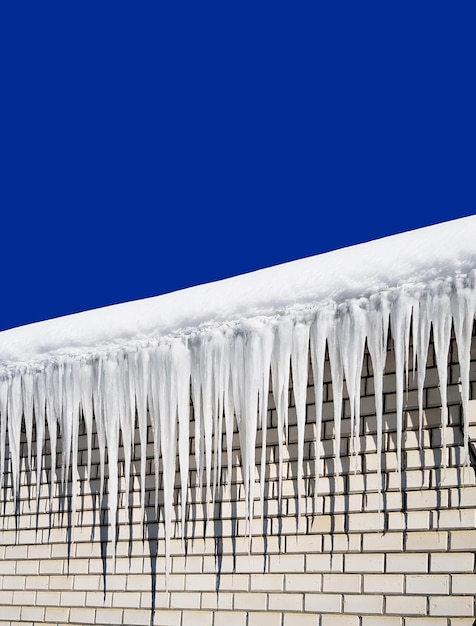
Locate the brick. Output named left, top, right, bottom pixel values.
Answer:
left=45, top=607, right=70, bottom=622
left=73, top=574, right=103, bottom=590
left=1, top=575, right=26, bottom=590
left=433, top=509, right=476, bottom=529
left=116, top=609, right=151, bottom=625
left=347, top=512, right=384, bottom=531
left=26, top=574, right=49, bottom=589
left=21, top=607, right=45, bottom=621
left=39, top=559, right=64, bottom=574
left=46, top=575, right=73, bottom=590
left=251, top=574, right=284, bottom=591
left=268, top=593, right=303, bottom=611
left=248, top=613, right=282, bottom=626
left=322, top=574, right=361, bottom=593
left=12, top=590, right=35, bottom=605
left=430, top=553, right=474, bottom=573
left=234, top=592, right=267, bottom=610
left=36, top=591, right=61, bottom=606
left=321, top=617, right=359, bottom=626
left=86, top=591, right=113, bottom=608
left=344, top=594, right=383, bottom=614
left=0, top=607, right=21, bottom=621
left=450, top=530, right=476, bottom=550
left=363, top=575, right=404, bottom=594
left=234, top=555, right=267, bottom=574
left=216, top=574, right=249, bottom=591
left=405, top=617, right=448, bottom=626
left=406, top=575, right=449, bottom=594
left=268, top=554, right=305, bottom=573
left=283, top=614, right=318, bottom=626
left=361, top=618, right=401, bottom=626
left=70, top=608, right=96, bottom=624
left=152, top=610, right=182, bottom=626
left=345, top=553, right=384, bottom=573
left=15, top=560, right=39, bottom=575
left=405, top=531, right=448, bottom=551
left=58, top=590, right=86, bottom=606
left=285, top=573, right=321, bottom=592
left=112, top=591, right=141, bottom=608
left=286, top=534, right=321, bottom=552
left=387, top=553, right=428, bottom=573
left=362, top=532, right=403, bottom=552
left=182, top=611, right=213, bottom=626
left=126, top=574, right=153, bottom=591
left=201, top=592, right=233, bottom=610
left=429, top=595, right=474, bottom=617
left=385, top=595, right=426, bottom=615
left=185, top=574, right=217, bottom=591
left=0, top=592, right=13, bottom=604
left=4, top=545, right=28, bottom=560
left=306, top=553, right=343, bottom=573
left=452, top=573, right=476, bottom=594
left=93, top=608, right=124, bottom=624
left=170, top=592, right=200, bottom=609
left=214, top=613, right=247, bottom=626
left=305, top=593, right=342, bottom=612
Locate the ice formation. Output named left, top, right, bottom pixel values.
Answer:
left=0, top=216, right=475, bottom=575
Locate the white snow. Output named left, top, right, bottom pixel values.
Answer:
left=0, top=215, right=475, bottom=575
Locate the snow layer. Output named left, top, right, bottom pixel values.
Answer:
left=0, top=215, right=475, bottom=574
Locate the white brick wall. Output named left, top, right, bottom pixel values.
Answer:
left=0, top=335, right=475, bottom=625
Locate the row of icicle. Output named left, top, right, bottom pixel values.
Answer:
left=0, top=274, right=475, bottom=576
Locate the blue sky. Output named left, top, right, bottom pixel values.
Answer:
left=1, top=3, right=475, bottom=332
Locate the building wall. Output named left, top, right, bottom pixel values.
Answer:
left=0, top=334, right=475, bottom=626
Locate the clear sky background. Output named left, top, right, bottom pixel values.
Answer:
left=1, top=4, right=475, bottom=332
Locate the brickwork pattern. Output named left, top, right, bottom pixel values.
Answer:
left=0, top=336, right=475, bottom=625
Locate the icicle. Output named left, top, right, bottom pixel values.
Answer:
left=100, top=354, right=121, bottom=564
left=157, top=343, right=177, bottom=583
left=59, top=361, right=73, bottom=489
left=451, top=275, right=476, bottom=466
left=33, top=371, right=46, bottom=508
left=258, top=324, right=273, bottom=523
left=190, top=341, right=203, bottom=494
left=92, top=359, right=107, bottom=528
left=0, top=378, right=9, bottom=495
left=326, top=308, right=344, bottom=477
left=367, top=294, right=390, bottom=507
left=8, top=373, right=23, bottom=507
left=199, top=334, right=216, bottom=507
left=223, top=337, right=235, bottom=499
left=134, top=348, right=149, bottom=528
left=69, top=361, right=81, bottom=537
left=431, top=282, right=453, bottom=469
left=338, top=300, right=367, bottom=463
left=210, top=334, right=223, bottom=504
left=148, top=345, right=163, bottom=516
left=1, top=267, right=476, bottom=583
left=413, top=291, right=431, bottom=448
left=233, top=322, right=263, bottom=545
left=176, top=340, right=191, bottom=543
left=290, top=319, right=310, bottom=519
left=79, top=361, right=94, bottom=481
left=270, top=318, right=293, bottom=502
left=310, top=307, right=332, bottom=500
left=390, top=290, right=414, bottom=481
left=21, top=372, right=34, bottom=473
left=45, top=365, right=59, bottom=505
left=118, top=352, right=134, bottom=528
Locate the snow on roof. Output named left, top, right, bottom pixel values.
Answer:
left=0, top=215, right=475, bottom=577
left=1, top=215, right=475, bottom=370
